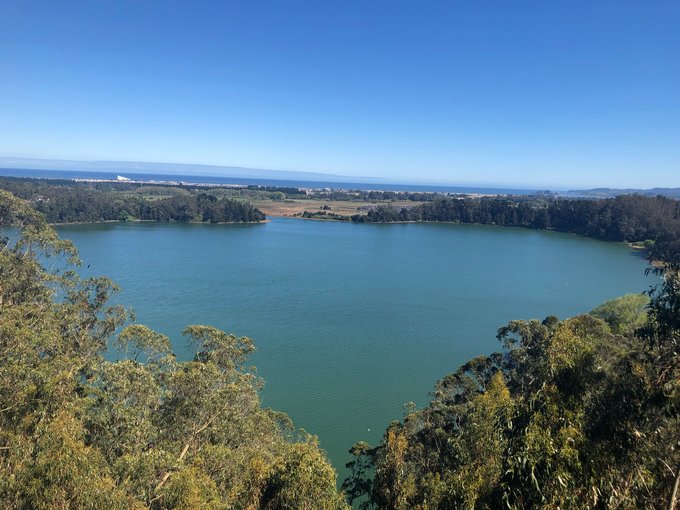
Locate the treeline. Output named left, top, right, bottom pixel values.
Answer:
left=352, top=194, right=680, bottom=244
left=0, top=190, right=345, bottom=509
left=0, top=177, right=265, bottom=223
left=138, top=194, right=265, bottom=223
left=343, top=269, right=680, bottom=508
left=353, top=194, right=680, bottom=242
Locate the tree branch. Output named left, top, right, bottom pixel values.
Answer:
left=152, top=409, right=222, bottom=496
left=669, top=466, right=680, bottom=510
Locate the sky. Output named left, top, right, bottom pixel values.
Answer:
left=1, top=1, right=679, bottom=189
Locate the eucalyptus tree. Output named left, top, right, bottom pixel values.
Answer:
left=345, top=289, right=679, bottom=509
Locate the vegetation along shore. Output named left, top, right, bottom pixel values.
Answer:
left=2, top=175, right=679, bottom=250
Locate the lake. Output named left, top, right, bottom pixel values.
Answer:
left=56, top=218, right=651, bottom=480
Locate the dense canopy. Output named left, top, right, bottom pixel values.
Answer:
left=0, top=177, right=266, bottom=224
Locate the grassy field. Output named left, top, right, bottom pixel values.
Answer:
left=249, top=198, right=423, bottom=217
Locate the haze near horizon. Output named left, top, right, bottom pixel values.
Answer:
left=1, top=1, right=679, bottom=188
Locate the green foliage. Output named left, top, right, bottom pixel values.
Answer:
left=352, top=194, right=680, bottom=254
left=590, top=293, right=649, bottom=334
left=346, top=290, right=680, bottom=509
left=300, top=210, right=351, bottom=221
left=260, top=440, right=349, bottom=510
left=0, top=177, right=266, bottom=224
left=0, top=191, right=346, bottom=509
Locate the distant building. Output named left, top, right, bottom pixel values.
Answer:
left=116, top=175, right=131, bottom=181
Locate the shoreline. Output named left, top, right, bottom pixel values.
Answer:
left=50, top=218, right=268, bottom=227
left=275, top=214, right=658, bottom=261
left=45, top=213, right=656, bottom=259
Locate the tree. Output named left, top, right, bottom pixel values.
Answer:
left=590, top=293, right=649, bottom=334
left=345, top=302, right=679, bottom=508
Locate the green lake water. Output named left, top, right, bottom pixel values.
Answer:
left=56, top=218, right=651, bottom=481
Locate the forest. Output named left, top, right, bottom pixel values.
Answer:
left=353, top=194, right=679, bottom=240
left=351, top=194, right=680, bottom=258
left=0, top=177, right=266, bottom=224
left=1, top=188, right=679, bottom=509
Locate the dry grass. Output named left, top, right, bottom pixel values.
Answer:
left=250, top=198, right=422, bottom=217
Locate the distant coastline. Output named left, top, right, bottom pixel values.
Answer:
left=2, top=165, right=680, bottom=200
left=0, top=166, right=544, bottom=196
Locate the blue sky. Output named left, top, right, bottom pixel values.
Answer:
left=1, top=1, right=678, bottom=188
